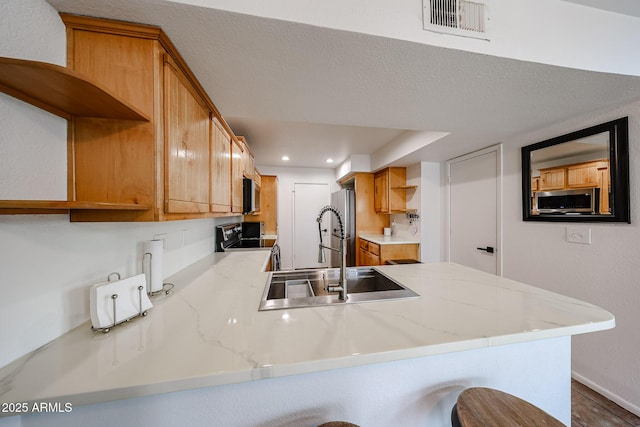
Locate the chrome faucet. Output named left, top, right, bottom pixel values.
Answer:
left=316, top=205, right=347, bottom=300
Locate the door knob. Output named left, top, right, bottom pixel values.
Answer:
left=476, top=246, right=495, bottom=253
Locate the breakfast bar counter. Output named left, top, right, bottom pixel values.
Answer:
left=0, top=251, right=614, bottom=426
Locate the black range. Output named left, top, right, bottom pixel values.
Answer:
left=216, top=222, right=276, bottom=252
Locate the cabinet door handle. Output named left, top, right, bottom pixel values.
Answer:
left=476, top=246, right=495, bottom=254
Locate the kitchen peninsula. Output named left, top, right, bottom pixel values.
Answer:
left=0, top=251, right=614, bottom=427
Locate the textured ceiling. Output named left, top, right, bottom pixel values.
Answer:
left=48, top=0, right=640, bottom=167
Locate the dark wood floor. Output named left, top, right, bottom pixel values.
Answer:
left=572, top=379, right=640, bottom=426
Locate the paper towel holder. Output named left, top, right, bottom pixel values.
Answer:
left=142, top=251, right=174, bottom=296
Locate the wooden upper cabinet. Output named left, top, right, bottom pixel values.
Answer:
left=238, top=136, right=255, bottom=179
left=60, top=14, right=237, bottom=222
left=164, top=58, right=210, bottom=214
left=231, top=138, right=244, bottom=213
left=65, top=19, right=159, bottom=221
left=254, top=170, right=262, bottom=188
left=5, top=14, right=242, bottom=220
left=374, top=167, right=414, bottom=213
left=374, top=171, right=388, bottom=213
left=210, top=117, right=231, bottom=213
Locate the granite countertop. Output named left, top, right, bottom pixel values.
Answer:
left=359, top=233, right=420, bottom=245
left=0, top=252, right=614, bottom=413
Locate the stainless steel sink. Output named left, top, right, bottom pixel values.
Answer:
left=258, top=267, right=419, bottom=311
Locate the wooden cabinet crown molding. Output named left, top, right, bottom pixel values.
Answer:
left=60, top=13, right=162, bottom=39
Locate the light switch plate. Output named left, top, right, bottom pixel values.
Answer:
left=566, top=226, right=591, bottom=244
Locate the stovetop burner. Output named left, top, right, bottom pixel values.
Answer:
left=226, top=238, right=277, bottom=251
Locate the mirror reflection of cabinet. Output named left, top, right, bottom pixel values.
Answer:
left=531, top=177, right=539, bottom=192
left=532, top=160, right=610, bottom=215
left=566, top=161, right=607, bottom=188
left=538, top=168, right=566, bottom=191
left=522, top=117, right=629, bottom=223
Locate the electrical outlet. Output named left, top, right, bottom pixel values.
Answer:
left=153, top=233, right=167, bottom=248
left=566, top=227, right=591, bottom=244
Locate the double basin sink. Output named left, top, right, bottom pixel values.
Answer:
left=259, top=267, right=419, bottom=311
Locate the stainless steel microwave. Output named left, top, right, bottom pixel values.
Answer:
left=535, top=188, right=599, bottom=214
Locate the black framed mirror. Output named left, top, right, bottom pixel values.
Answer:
left=522, top=117, right=630, bottom=223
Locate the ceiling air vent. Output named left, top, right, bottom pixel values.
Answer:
left=423, top=0, right=490, bottom=41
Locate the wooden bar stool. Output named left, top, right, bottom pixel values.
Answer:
left=451, top=387, right=565, bottom=427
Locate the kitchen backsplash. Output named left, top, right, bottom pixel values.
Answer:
left=390, top=214, right=419, bottom=239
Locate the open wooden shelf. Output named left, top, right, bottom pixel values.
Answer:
left=0, top=200, right=151, bottom=214
left=0, top=57, right=149, bottom=121
left=391, top=186, right=418, bottom=190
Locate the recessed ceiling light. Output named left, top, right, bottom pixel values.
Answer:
left=281, top=156, right=290, bottom=161
left=326, top=158, right=334, bottom=163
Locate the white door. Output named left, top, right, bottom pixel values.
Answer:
left=447, top=145, right=502, bottom=275
left=293, top=183, right=331, bottom=269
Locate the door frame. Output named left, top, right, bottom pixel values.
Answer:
left=445, top=144, right=503, bottom=276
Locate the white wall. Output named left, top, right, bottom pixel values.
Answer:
left=497, top=101, right=640, bottom=413
left=257, top=166, right=340, bottom=270
left=0, top=0, right=66, bottom=200
left=0, top=0, right=240, bottom=369
left=420, top=162, right=442, bottom=263
left=335, top=154, right=370, bottom=181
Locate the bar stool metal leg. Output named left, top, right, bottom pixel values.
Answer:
left=451, top=403, right=462, bottom=427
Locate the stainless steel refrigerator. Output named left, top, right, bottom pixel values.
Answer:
left=330, top=189, right=355, bottom=267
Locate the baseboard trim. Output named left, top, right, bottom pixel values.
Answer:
left=572, top=371, right=640, bottom=416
